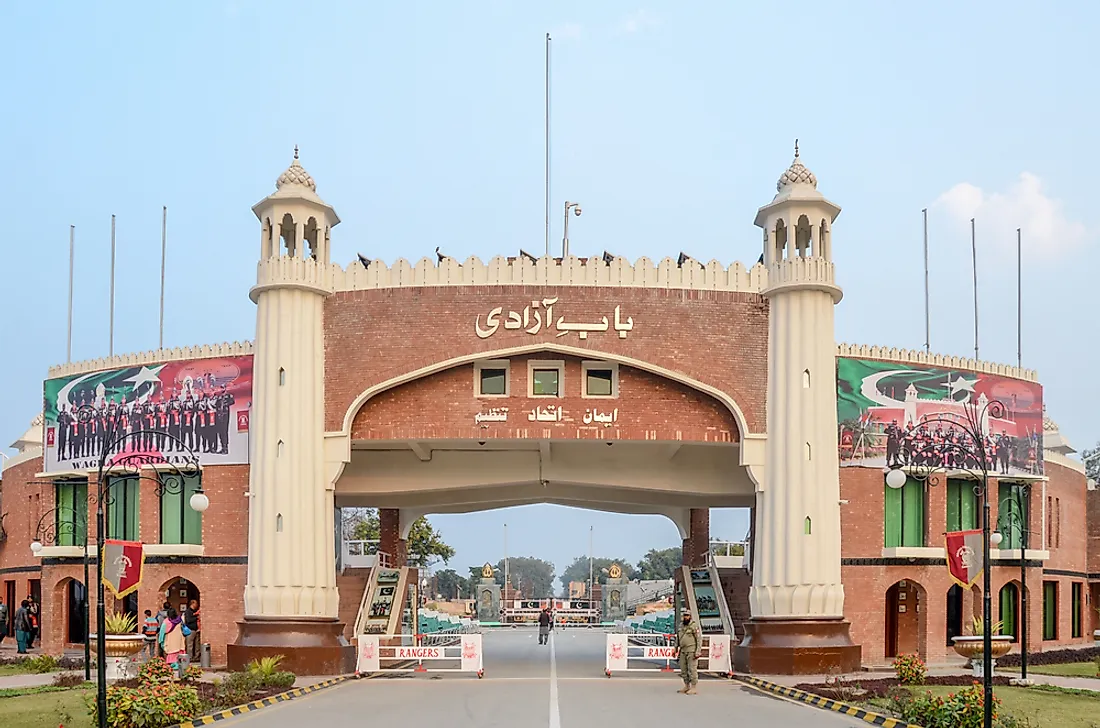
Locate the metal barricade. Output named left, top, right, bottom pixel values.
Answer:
left=356, top=633, right=483, bottom=678
left=605, top=632, right=732, bottom=678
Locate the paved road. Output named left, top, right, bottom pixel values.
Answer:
left=219, top=627, right=867, bottom=728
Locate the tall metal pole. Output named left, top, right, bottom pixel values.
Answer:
left=503, top=523, right=509, bottom=620
left=109, top=215, right=116, bottom=357
left=971, top=218, right=979, bottom=360
left=1019, top=485, right=1029, bottom=682
left=588, top=525, right=593, bottom=619
left=159, top=206, right=167, bottom=350
left=67, top=226, right=75, bottom=363
left=922, top=209, right=930, bottom=353
left=982, top=474, right=993, bottom=728
left=95, top=461, right=108, bottom=728
left=83, top=542, right=90, bottom=682
left=545, top=33, right=551, bottom=257
left=1017, top=228, right=1022, bottom=369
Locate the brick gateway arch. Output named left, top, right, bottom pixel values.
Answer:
left=227, top=146, right=859, bottom=674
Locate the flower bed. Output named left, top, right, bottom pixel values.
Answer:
left=996, top=645, right=1100, bottom=667
left=794, top=675, right=1014, bottom=701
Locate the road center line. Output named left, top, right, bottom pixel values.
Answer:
left=549, top=630, right=561, bottom=728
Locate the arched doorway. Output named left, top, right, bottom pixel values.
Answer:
left=160, top=577, right=201, bottom=614
left=885, top=580, right=927, bottom=659
left=54, top=578, right=87, bottom=645
left=999, top=583, right=1021, bottom=642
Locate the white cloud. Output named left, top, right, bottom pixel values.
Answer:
left=617, top=9, right=660, bottom=34
left=932, top=173, right=1088, bottom=258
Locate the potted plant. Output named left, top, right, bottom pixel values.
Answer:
left=1094, top=606, right=1099, bottom=642
left=951, top=616, right=1014, bottom=677
left=90, top=611, right=145, bottom=681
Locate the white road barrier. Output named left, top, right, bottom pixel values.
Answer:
left=605, top=632, right=732, bottom=677
left=356, top=634, right=484, bottom=678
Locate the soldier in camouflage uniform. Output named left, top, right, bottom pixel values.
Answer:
left=674, top=611, right=702, bottom=694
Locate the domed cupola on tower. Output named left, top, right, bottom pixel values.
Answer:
left=756, top=141, right=841, bottom=271
left=252, top=146, right=340, bottom=265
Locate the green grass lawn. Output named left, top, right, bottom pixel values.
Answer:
left=0, top=665, right=36, bottom=677
left=1001, top=662, right=1100, bottom=678
left=0, top=689, right=92, bottom=728
left=913, top=686, right=1100, bottom=728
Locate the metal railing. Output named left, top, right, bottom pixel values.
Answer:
left=709, top=540, right=749, bottom=568
left=343, top=539, right=381, bottom=570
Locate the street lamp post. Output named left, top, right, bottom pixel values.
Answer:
left=996, top=483, right=1033, bottom=683
left=885, top=396, right=1007, bottom=728
left=562, top=201, right=581, bottom=258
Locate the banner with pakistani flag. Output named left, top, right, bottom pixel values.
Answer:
left=102, top=539, right=146, bottom=599
left=43, top=355, right=253, bottom=473
left=836, top=356, right=1043, bottom=478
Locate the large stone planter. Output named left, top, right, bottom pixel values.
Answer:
left=91, top=634, right=145, bottom=682
left=1093, top=629, right=1099, bottom=642
left=951, top=635, right=1014, bottom=678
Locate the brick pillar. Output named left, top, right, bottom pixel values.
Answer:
left=682, top=508, right=709, bottom=568
left=378, top=509, right=407, bottom=567
left=926, top=473, right=947, bottom=547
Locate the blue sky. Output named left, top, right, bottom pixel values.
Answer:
left=3, top=2, right=1096, bottom=580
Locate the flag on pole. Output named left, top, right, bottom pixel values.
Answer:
left=101, top=539, right=146, bottom=598
left=945, top=530, right=984, bottom=588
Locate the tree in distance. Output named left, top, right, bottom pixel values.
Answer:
left=559, top=557, right=637, bottom=593
left=342, top=508, right=456, bottom=567
left=634, top=547, right=683, bottom=580
left=467, top=557, right=556, bottom=598
left=433, top=569, right=470, bottom=600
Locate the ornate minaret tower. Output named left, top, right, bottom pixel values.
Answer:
left=735, top=142, right=861, bottom=674
left=228, top=149, right=352, bottom=672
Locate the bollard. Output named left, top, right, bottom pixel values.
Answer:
left=200, top=643, right=211, bottom=669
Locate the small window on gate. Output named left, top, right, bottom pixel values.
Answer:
left=475, top=360, right=510, bottom=397
left=582, top=361, right=618, bottom=398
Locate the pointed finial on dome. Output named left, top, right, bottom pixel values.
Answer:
left=276, top=146, right=317, bottom=192
left=776, top=139, right=817, bottom=192
left=294, top=144, right=299, bottom=160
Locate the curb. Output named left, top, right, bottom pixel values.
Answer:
left=171, top=676, right=351, bottom=728
left=734, top=675, right=921, bottom=728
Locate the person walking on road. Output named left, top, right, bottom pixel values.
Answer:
left=673, top=611, right=702, bottom=695
left=537, top=607, right=552, bottom=645
left=0, top=597, right=8, bottom=647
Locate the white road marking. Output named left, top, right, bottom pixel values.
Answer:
left=549, top=631, right=561, bottom=728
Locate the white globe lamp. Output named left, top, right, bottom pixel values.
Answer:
left=885, top=468, right=907, bottom=490
left=30, top=541, right=43, bottom=555
left=189, top=490, right=210, bottom=513
left=990, top=532, right=1004, bottom=547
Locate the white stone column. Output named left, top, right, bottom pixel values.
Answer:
left=244, top=276, right=338, bottom=619
left=750, top=265, right=845, bottom=619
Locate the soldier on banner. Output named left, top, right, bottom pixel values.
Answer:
left=182, top=392, right=196, bottom=451
left=130, top=398, right=144, bottom=452
left=144, top=396, right=157, bottom=451
left=57, top=404, right=71, bottom=461
left=156, top=395, right=169, bottom=451
left=216, top=384, right=234, bottom=454
left=167, top=391, right=182, bottom=452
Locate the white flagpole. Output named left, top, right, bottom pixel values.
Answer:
left=971, top=218, right=978, bottom=360
left=922, top=208, right=929, bottom=354
left=1017, top=228, right=1022, bottom=368
left=109, top=214, right=116, bottom=356
left=159, top=206, right=167, bottom=350
left=545, top=33, right=551, bottom=257
left=67, top=225, right=75, bottom=363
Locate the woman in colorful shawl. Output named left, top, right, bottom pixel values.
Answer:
left=159, top=608, right=187, bottom=672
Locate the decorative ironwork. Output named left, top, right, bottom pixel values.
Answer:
left=33, top=505, right=88, bottom=548
left=0, top=512, right=8, bottom=543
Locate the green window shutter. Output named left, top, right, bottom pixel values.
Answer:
left=946, top=481, right=961, bottom=533
left=999, top=586, right=1017, bottom=640
left=884, top=485, right=902, bottom=547
left=127, top=480, right=139, bottom=541
left=1071, top=584, right=1082, bottom=638
left=902, top=480, right=924, bottom=547
left=161, top=487, right=182, bottom=545
left=56, top=482, right=73, bottom=547
left=1042, top=582, right=1057, bottom=640
left=183, top=474, right=203, bottom=546
left=961, top=486, right=977, bottom=530
left=74, top=481, right=88, bottom=546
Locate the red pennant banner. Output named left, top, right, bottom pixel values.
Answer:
left=945, top=530, right=985, bottom=588
left=101, top=540, right=146, bottom=599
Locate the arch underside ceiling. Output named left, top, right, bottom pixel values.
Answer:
left=334, top=440, right=756, bottom=521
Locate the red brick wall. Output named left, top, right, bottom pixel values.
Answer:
left=324, top=286, right=768, bottom=434
left=351, top=355, right=739, bottom=444
left=1088, top=486, right=1100, bottom=576
left=2, top=458, right=248, bottom=666
left=840, top=460, right=1094, bottom=665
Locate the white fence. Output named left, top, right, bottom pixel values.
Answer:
left=605, top=633, right=731, bottom=677
left=356, top=634, right=483, bottom=678
left=342, top=539, right=381, bottom=570
left=709, top=540, right=748, bottom=569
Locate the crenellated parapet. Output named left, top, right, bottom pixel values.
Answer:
left=331, top=255, right=769, bottom=292
left=48, top=340, right=254, bottom=379
left=251, top=255, right=335, bottom=302
left=835, top=343, right=1038, bottom=383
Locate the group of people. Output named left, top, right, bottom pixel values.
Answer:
left=54, top=382, right=236, bottom=461
left=0, top=596, right=40, bottom=653
left=141, top=599, right=202, bottom=673
left=882, top=420, right=1038, bottom=475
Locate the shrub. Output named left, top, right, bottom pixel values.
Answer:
left=893, top=653, right=928, bottom=685
left=212, top=671, right=260, bottom=708
left=246, top=655, right=284, bottom=679
left=888, top=684, right=1000, bottom=728
left=24, top=654, right=60, bottom=673
left=88, top=681, right=202, bottom=728
left=261, top=671, right=296, bottom=690
left=181, top=665, right=204, bottom=682
left=53, top=671, right=88, bottom=687
left=138, top=658, right=176, bottom=685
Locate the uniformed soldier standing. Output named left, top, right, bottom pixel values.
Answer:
left=674, top=611, right=702, bottom=695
